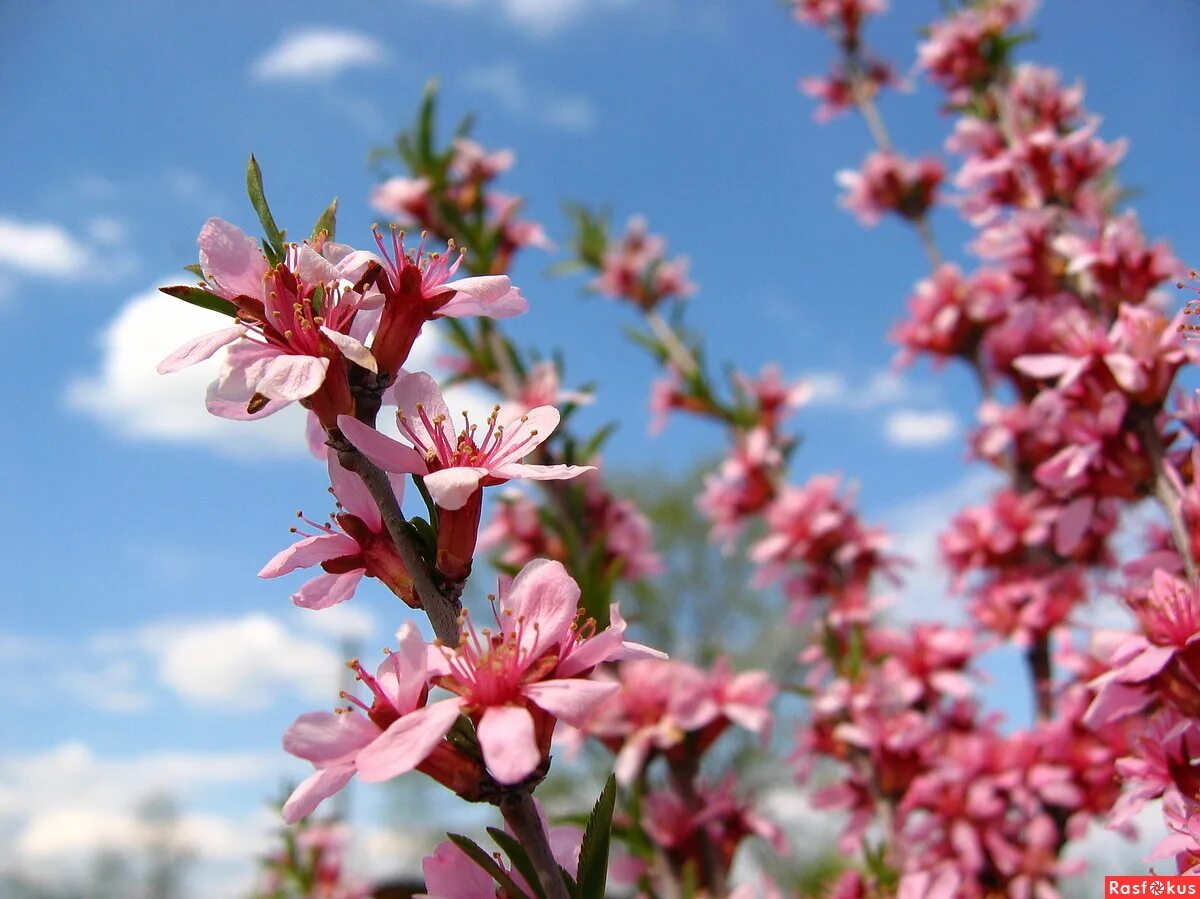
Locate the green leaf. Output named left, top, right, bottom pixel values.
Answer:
left=183, top=263, right=204, bottom=279
left=576, top=776, right=617, bottom=899
left=246, top=155, right=286, bottom=263
left=486, top=828, right=547, bottom=899
left=417, top=79, right=440, bottom=166
left=580, top=422, right=618, bottom=463
left=311, top=197, right=338, bottom=241
left=446, top=834, right=532, bottom=899
left=159, top=285, right=238, bottom=318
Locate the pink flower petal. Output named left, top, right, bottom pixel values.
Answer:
left=198, top=218, right=268, bottom=299
left=391, top=372, right=450, bottom=446
left=492, top=463, right=595, bottom=482
left=283, top=711, right=378, bottom=764
left=321, top=326, right=378, bottom=373
left=423, top=467, right=487, bottom=511
left=476, top=704, right=541, bottom=785
left=1013, top=353, right=1074, bottom=380
left=374, top=623, right=428, bottom=714
left=255, top=354, right=330, bottom=401
left=336, top=415, right=428, bottom=474
left=421, top=841, right=500, bottom=897
left=156, top=326, right=243, bottom=374
left=293, top=571, right=363, bottom=609
left=305, top=411, right=329, bottom=460
left=524, top=679, right=620, bottom=727
left=282, top=764, right=357, bottom=824
left=503, top=559, right=580, bottom=659
left=295, top=244, right=340, bottom=285
left=355, top=698, right=464, bottom=783
left=1054, top=496, right=1094, bottom=556
left=259, top=532, right=360, bottom=578
left=328, top=456, right=383, bottom=531
left=438, top=275, right=528, bottom=319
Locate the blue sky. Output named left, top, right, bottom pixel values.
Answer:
left=2, top=0, right=1198, bottom=893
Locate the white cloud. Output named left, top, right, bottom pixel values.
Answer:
left=135, top=614, right=342, bottom=709
left=424, top=0, right=637, bottom=37
left=65, top=284, right=313, bottom=459
left=802, top=368, right=924, bottom=412
left=86, top=216, right=127, bottom=246
left=0, top=742, right=280, bottom=893
left=884, top=408, right=960, bottom=448
left=462, top=62, right=598, bottom=133
left=0, top=216, right=92, bottom=278
left=251, top=28, right=385, bottom=82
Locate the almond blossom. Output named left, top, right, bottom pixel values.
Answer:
left=281, top=623, right=472, bottom=823
left=338, top=371, right=592, bottom=580
left=358, top=228, right=527, bottom=374
left=357, top=559, right=663, bottom=785
left=259, top=458, right=415, bottom=610
left=157, top=218, right=378, bottom=424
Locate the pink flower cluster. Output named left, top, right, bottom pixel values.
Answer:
left=480, top=467, right=662, bottom=583
left=372, top=136, right=551, bottom=276
left=591, top=215, right=695, bottom=312
left=561, top=656, right=779, bottom=893
left=282, top=559, right=663, bottom=822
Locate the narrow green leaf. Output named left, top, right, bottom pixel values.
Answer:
left=417, top=80, right=440, bottom=165
left=576, top=776, right=617, bottom=899
left=246, top=154, right=286, bottom=262
left=446, top=834, right=532, bottom=899
left=486, top=828, right=546, bottom=899
left=159, top=285, right=238, bottom=318
left=580, top=422, right=618, bottom=463
left=183, top=263, right=204, bottom=279
left=311, top=197, right=338, bottom=241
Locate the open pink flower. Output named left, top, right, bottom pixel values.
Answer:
left=157, top=219, right=378, bottom=425
left=259, top=458, right=415, bottom=610
left=359, top=559, right=662, bottom=786
left=281, top=623, right=467, bottom=823
left=338, top=371, right=592, bottom=512
left=358, top=229, right=527, bottom=373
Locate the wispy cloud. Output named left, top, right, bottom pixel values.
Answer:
left=423, top=0, right=639, bottom=37
left=0, top=742, right=279, bottom=893
left=462, top=61, right=598, bottom=133
left=884, top=408, right=959, bottom=448
left=251, top=28, right=385, bottom=82
left=0, top=217, right=92, bottom=278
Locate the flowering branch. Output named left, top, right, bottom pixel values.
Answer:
left=329, top=432, right=464, bottom=646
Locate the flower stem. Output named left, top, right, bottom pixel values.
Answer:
left=498, top=791, right=571, bottom=899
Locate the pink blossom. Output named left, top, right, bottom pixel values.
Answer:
left=836, top=151, right=943, bottom=226
left=338, top=371, right=592, bottom=512
left=158, top=219, right=377, bottom=424
left=592, top=215, right=695, bottom=311
left=370, top=176, right=433, bottom=226
left=259, top=458, right=415, bottom=610
left=281, top=623, right=468, bottom=823
left=449, top=138, right=515, bottom=182
left=360, top=228, right=528, bottom=374
left=1087, top=571, right=1200, bottom=727
left=800, top=58, right=896, bottom=123
left=388, top=559, right=662, bottom=785
left=891, top=264, right=1013, bottom=366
